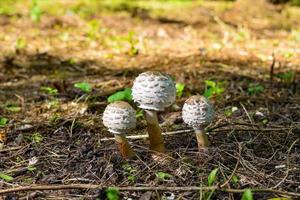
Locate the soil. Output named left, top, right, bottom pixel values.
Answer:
left=0, top=0, right=299, bottom=199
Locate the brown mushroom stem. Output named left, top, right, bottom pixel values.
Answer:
left=144, top=110, right=165, bottom=153
left=194, top=128, right=210, bottom=150
left=114, top=134, right=135, bottom=159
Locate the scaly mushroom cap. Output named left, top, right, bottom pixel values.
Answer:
left=132, top=71, right=176, bottom=111
left=182, top=95, right=214, bottom=128
left=103, top=101, right=136, bottom=134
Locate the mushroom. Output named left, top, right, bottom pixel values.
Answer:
left=182, top=95, right=214, bottom=150
left=102, top=101, right=136, bottom=159
left=132, top=71, right=176, bottom=153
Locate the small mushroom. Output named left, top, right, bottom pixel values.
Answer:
left=102, top=101, right=136, bottom=159
left=182, top=95, right=214, bottom=151
left=132, top=71, right=176, bottom=153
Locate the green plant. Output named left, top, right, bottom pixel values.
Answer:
left=5, top=103, right=21, bottom=113
left=122, top=164, right=137, bottom=182
left=247, top=83, right=264, bottom=95
left=30, top=0, right=42, bottom=22
left=106, top=187, right=120, bottom=200
left=276, top=71, right=295, bottom=82
left=0, top=172, right=13, bottom=182
left=26, top=132, right=44, bottom=144
left=108, top=88, right=132, bottom=103
left=40, top=86, right=58, bottom=95
left=176, top=82, right=185, bottom=97
left=224, top=106, right=238, bottom=117
left=74, top=82, right=92, bottom=93
left=15, top=38, right=27, bottom=50
left=86, top=19, right=101, bottom=40
left=241, top=189, right=253, bottom=200
left=135, top=109, right=144, bottom=119
left=204, top=168, right=219, bottom=200
left=203, top=80, right=225, bottom=99
left=155, top=171, right=173, bottom=181
left=125, top=31, right=139, bottom=56
left=0, top=117, right=8, bottom=127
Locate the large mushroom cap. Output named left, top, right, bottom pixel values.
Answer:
left=182, top=95, right=214, bottom=128
left=103, top=101, right=136, bottom=134
left=132, top=71, right=176, bottom=111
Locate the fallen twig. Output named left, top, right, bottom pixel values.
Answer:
left=0, top=184, right=300, bottom=197
left=100, top=127, right=290, bottom=142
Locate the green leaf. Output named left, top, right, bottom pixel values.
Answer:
left=5, top=104, right=21, bottom=113
left=205, top=80, right=216, bottom=88
left=0, top=117, right=8, bottom=127
left=203, top=80, right=225, bottom=99
left=155, top=171, right=173, bottom=181
left=0, top=172, right=14, bottom=182
left=74, top=82, right=92, bottom=93
left=203, top=88, right=213, bottom=98
left=247, top=84, right=264, bottom=95
left=108, top=88, right=132, bottom=103
left=106, top=187, right=119, bottom=200
left=30, top=0, right=42, bottom=22
left=207, top=168, right=218, bottom=186
left=15, top=38, right=27, bottom=50
left=176, top=83, right=185, bottom=97
left=27, top=166, right=37, bottom=172
left=40, top=87, right=58, bottom=95
left=241, top=189, right=253, bottom=200
left=276, top=71, right=295, bottom=82
left=135, top=109, right=144, bottom=119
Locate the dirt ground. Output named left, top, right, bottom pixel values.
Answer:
left=0, top=0, right=299, bottom=199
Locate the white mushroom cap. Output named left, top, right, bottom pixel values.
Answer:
left=132, top=71, right=176, bottom=111
left=182, top=95, right=214, bottom=129
left=102, top=101, right=136, bottom=134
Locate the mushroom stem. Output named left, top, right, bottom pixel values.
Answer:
left=144, top=110, right=165, bottom=153
left=194, top=128, right=210, bottom=150
left=114, top=134, right=135, bottom=159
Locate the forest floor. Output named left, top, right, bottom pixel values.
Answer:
left=0, top=0, right=299, bottom=199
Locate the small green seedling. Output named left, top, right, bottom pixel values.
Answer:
left=15, top=38, right=27, bottom=50
left=135, top=109, right=144, bottom=119
left=176, top=83, right=185, bottom=97
left=5, top=103, right=21, bottom=113
left=205, top=168, right=219, bottom=200
left=122, top=164, right=137, bottom=182
left=125, top=31, right=139, bottom=56
left=247, top=83, right=264, bottom=95
left=0, top=172, right=13, bottom=182
left=0, top=117, right=8, bottom=127
left=74, top=82, right=92, bottom=93
left=203, top=80, right=224, bottom=99
left=40, top=87, right=58, bottom=95
left=224, top=106, right=238, bottom=117
left=276, top=71, right=295, bottom=83
left=25, top=132, right=43, bottom=144
left=30, top=0, right=42, bottom=22
left=106, top=187, right=120, bottom=200
left=155, top=171, right=173, bottom=182
left=108, top=88, right=132, bottom=103
left=86, top=19, right=101, bottom=40
left=241, top=189, right=253, bottom=200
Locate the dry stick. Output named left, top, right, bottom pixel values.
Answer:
left=100, top=128, right=289, bottom=142
left=1, top=184, right=300, bottom=197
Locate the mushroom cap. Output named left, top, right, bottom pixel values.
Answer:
left=102, top=101, right=136, bottom=134
left=132, top=71, right=176, bottom=111
left=182, top=95, right=214, bottom=128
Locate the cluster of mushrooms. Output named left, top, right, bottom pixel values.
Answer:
left=102, top=71, right=214, bottom=159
